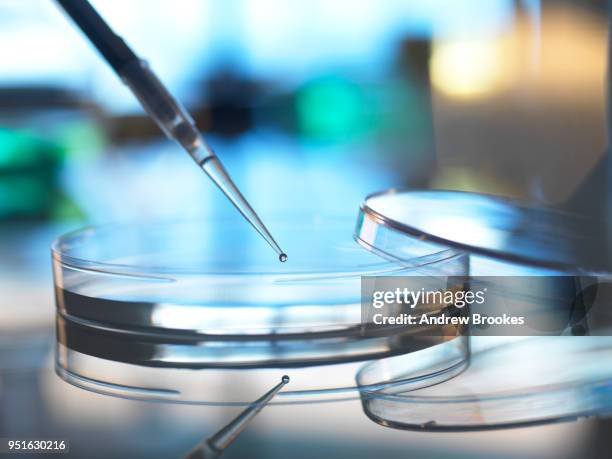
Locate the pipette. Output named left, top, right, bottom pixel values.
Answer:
left=184, top=375, right=290, bottom=459
left=55, top=0, right=287, bottom=262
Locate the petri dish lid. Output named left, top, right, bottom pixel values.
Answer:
left=356, top=189, right=611, bottom=274
left=358, top=336, right=612, bottom=430
left=356, top=190, right=612, bottom=429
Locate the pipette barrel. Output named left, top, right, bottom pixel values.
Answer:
left=55, top=0, right=286, bottom=259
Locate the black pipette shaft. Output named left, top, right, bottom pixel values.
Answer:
left=55, top=0, right=287, bottom=260
left=55, top=0, right=136, bottom=73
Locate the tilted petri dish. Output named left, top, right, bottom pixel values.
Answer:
left=356, top=188, right=611, bottom=274
left=354, top=189, right=612, bottom=429
left=52, top=217, right=469, bottom=404
left=358, top=336, right=612, bottom=430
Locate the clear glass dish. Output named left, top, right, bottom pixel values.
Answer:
left=354, top=189, right=612, bottom=429
left=356, top=189, right=609, bottom=274
left=358, top=336, right=612, bottom=430
left=52, top=217, right=469, bottom=404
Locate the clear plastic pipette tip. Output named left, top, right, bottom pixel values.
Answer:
left=184, top=376, right=289, bottom=459
left=117, top=59, right=285, bottom=261
left=208, top=375, right=289, bottom=452
left=198, top=154, right=286, bottom=261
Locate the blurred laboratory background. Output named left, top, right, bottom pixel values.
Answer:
left=1, top=0, right=611, bottom=457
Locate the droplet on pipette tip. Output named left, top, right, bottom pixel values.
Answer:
left=279, top=253, right=288, bottom=263
left=282, top=375, right=290, bottom=384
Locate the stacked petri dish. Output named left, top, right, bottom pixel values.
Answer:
left=52, top=216, right=469, bottom=404
left=354, top=189, right=612, bottom=429
left=52, top=190, right=612, bottom=427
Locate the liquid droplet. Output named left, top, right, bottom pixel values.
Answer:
left=279, top=253, right=288, bottom=262
left=281, top=375, right=290, bottom=384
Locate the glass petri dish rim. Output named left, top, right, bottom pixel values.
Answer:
left=52, top=216, right=468, bottom=344
left=356, top=337, right=612, bottom=431
left=359, top=188, right=602, bottom=275
left=360, top=397, right=600, bottom=432
left=51, top=218, right=460, bottom=278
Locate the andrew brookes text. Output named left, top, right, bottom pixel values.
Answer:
left=369, top=285, right=525, bottom=326
left=371, top=312, right=525, bottom=326
left=359, top=275, right=595, bottom=336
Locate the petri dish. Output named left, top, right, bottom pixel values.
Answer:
left=357, top=336, right=612, bottom=430
left=354, top=189, right=612, bottom=430
left=356, top=189, right=610, bottom=274
left=52, top=217, right=469, bottom=404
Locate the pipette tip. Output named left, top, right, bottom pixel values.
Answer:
left=198, top=154, right=286, bottom=261
left=183, top=375, right=290, bottom=459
